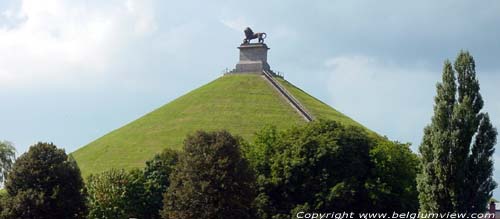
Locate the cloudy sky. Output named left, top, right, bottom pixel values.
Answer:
left=1, top=0, right=499, bottom=194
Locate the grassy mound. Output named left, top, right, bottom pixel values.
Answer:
left=73, top=74, right=365, bottom=177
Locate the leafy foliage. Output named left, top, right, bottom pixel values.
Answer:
left=368, top=141, right=419, bottom=211
left=246, top=121, right=419, bottom=218
left=0, top=140, right=15, bottom=183
left=143, top=149, right=179, bottom=219
left=1, top=142, right=87, bottom=219
left=247, top=121, right=372, bottom=218
left=86, top=169, right=146, bottom=219
left=86, top=149, right=179, bottom=219
left=162, top=130, right=255, bottom=219
left=417, top=51, right=497, bottom=213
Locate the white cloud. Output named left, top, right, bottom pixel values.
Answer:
left=125, top=0, right=157, bottom=35
left=0, top=0, right=157, bottom=88
left=220, top=17, right=249, bottom=32
left=325, top=55, right=439, bottom=147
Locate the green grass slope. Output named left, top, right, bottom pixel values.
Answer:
left=73, top=74, right=367, bottom=177
left=275, top=78, right=365, bottom=128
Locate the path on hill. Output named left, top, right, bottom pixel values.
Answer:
left=262, top=70, right=314, bottom=122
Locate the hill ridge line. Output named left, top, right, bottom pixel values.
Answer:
left=262, top=70, right=314, bottom=122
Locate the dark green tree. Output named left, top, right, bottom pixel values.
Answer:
left=246, top=121, right=419, bottom=218
left=368, top=141, right=420, bottom=212
left=0, top=140, right=15, bottom=183
left=1, top=142, right=87, bottom=219
left=161, top=131, right=255, bottom=219
left=247, top=121, right=373, bottom=218
left=417, top=51, right=497, bottom=213
left=143, top=149, right=179, bottom=219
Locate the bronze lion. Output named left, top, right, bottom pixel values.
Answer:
left=243, top=27, right=266, bottom=44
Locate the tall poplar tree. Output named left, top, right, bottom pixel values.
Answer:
left=418, top=51, right=497, bottom=213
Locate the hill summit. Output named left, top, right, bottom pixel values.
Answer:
left=72, top=42, right=367, bottom=177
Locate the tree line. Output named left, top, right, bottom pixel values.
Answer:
left=0, top=51, right=496, bottom=218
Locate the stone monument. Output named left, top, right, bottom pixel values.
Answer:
left=233, top=27, right=271, bottom=73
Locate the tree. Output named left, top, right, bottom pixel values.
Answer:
left=246, top=121, right=420, bottom=218
left=247, top=121, right=373, bottom=218
left=368, top=141, right=419, bottom=212
left=1, top=142, right=87, bottom=219
left=143, top=149, right=179, bottom=219
left=161, top=131, right=255, bottom=219
left=417, top=51, right=497, bottom=213
left=86, top=168, right=146, bottom=219
left=86, top=150, right=179, bottom=219
left=0, top=141, right=15, bottom=184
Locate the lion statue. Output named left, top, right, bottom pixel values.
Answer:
left=243, top=27, right=266, bottom=44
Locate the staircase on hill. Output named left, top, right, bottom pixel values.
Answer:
left=262, top=70, right=314, bottom=122
left=231, top=43, right=314, bottom=122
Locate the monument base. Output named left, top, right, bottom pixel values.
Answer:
left=233, top=43, right=271, bottom=73
left=235, top=62, right=270, bottom=73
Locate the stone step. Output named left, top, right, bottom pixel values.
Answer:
left=262, top=70, right=314, bottom=122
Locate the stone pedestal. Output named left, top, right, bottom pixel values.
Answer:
left=234, top=43, right=271, bottom=73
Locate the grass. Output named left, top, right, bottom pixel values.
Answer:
left=73, top=74, right=370, bottom=177
left=73, top=74, right=304, bottom=177
left=276, top=78, right=378, bottom=138
left=275, top=78, right=370, bottom=129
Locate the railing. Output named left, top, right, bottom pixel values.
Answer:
left=222, top=68, right=233, bottom=75
left=261, top=70, right=313, bottom=122
left=222, top=68, right=284, bottom=78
